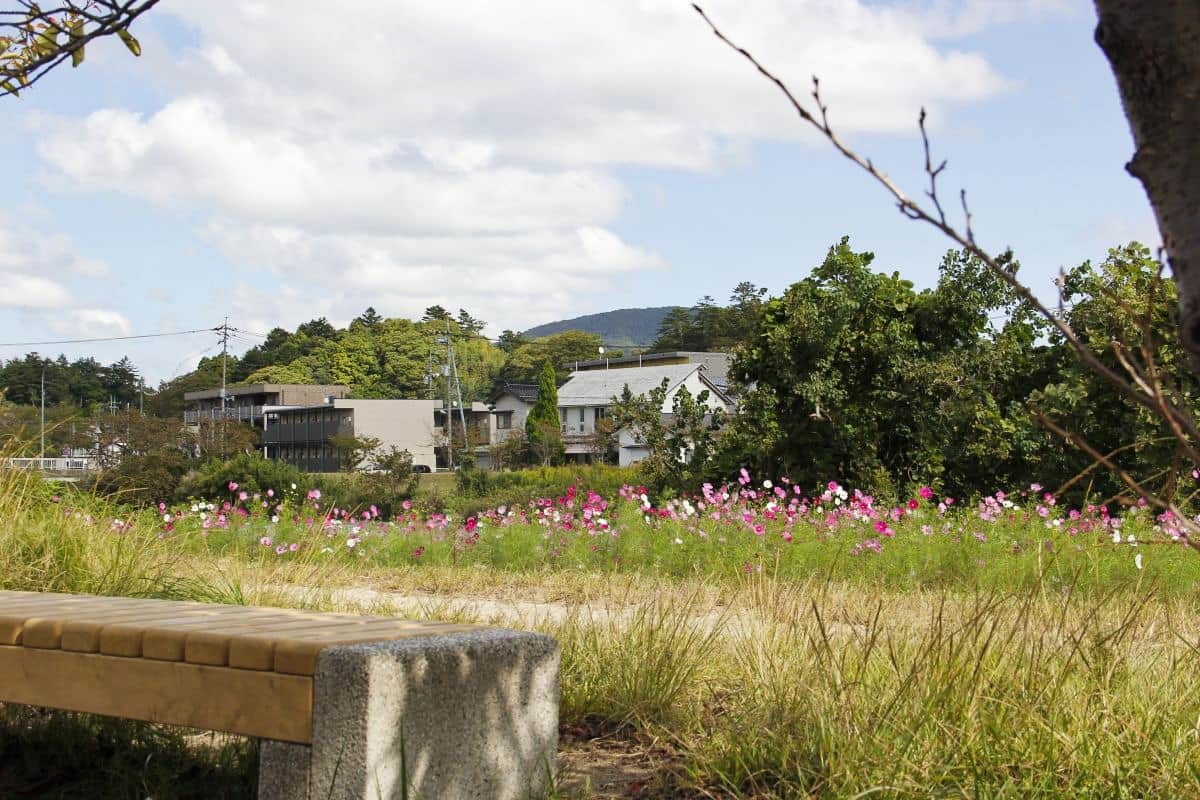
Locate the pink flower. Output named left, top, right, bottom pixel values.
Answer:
left=228, top=481, right=238, bottom=492
left=289, top=542, right=299, bottom=552
left=907, top=499, right=920, bottom=511
left=259, top=536, right=272, bottom=547
left=267, top=489, right=275, bottom=498
left=412, top=546, right=425, bottom=559
left=402, top=500, right=413, bottom=510
left=238, top=491, right=248, bottom=501
left=918, top=486, right=934, bottom=500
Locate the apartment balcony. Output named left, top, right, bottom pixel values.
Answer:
left=184, top=405, right=265, bottom=425
left=261, top=422, right=349, bottom=445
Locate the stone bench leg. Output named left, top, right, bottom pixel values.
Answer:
left=259, top=629, right=560, bottom=800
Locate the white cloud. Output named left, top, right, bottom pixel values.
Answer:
left=0, top=271, right=70, bottom=309
left=0, top=220, right=113, bottom=309
left=49, top=309, right=133, bottom=338
left=33, top=0, right=1033, bottom=329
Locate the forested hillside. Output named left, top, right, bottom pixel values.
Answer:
left=523, top=307, right=676, bottom=347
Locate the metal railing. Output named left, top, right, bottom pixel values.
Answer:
left=5, top=457, right=97, bottom=472
left=184, top=405, right=265, bottom=424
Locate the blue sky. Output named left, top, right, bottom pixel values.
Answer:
left=0, top=0, right=1158, bottom=382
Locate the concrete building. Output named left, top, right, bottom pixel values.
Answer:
left=262, top=398, right=496, bottom=473
left=555, top=363, right=730, bottom=466
left=184, top=384, right=349, bottom=427
left=262, top=399, right=438, bottom=472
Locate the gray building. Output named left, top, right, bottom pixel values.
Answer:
left=263, top=398, right=495, bottom=473
left=184, top=384, right=349, bottom=427
left=263, top=399, right=439, bottom=472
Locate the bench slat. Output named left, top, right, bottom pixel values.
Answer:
left=0, top=644, right=314, bottom=743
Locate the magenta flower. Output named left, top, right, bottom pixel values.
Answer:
left=228, top=481, right=238, bottom=492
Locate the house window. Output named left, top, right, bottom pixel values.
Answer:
left=497, top=411, right=513, bottom=430
left=595, top=407, right=607, bottom=422
left=578, top=408, right=585, bottom=424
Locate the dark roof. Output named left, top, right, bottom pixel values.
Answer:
left=491, top=383, right=539, bottom=404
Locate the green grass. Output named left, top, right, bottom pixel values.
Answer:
left=5, top=464, right=1200, bottom=797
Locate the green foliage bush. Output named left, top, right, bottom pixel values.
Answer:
left=448, top=464, right=636, bottom=517
left=175, top=453, right=306, bottom=500
left=93, top=449, right=191, bottom=506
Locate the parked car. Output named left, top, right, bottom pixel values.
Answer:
left=411, top=464, right=432, bottom=473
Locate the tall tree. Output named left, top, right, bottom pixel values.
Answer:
left=1092, top=1, right=1200, bottom=371
left=524, top=362, right=563, bottom=465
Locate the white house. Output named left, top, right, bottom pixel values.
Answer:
left=487, top=383, right=539, bottom=442
left=555, top=363, right=731, bottom=467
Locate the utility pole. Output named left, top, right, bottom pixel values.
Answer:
left=440, top=324, right=453, bottom=471
left=219, top=317, right=229, bottom=457
left=39, top=361, right=45, bottom=465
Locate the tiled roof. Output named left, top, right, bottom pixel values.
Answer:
left=557, top=364, right=703, bottom=407
left=495, top=383, right=539, bottom=404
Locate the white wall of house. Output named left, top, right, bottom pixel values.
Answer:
left=555, top=365, right=729, bottom=465
left=492, top=393, right=532, bottom=440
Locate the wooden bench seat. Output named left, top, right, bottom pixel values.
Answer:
left=0, top=590, right=559, bottom=799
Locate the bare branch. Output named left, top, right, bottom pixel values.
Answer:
left=692, top=3, right=1200, bottom=458
left=1037, top=412, right=1200, bottom=550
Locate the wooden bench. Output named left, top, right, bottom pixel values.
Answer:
left=0, top=590, right=559, bottom=799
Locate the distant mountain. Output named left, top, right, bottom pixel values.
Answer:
left=523, top=307, right=678, bottom=349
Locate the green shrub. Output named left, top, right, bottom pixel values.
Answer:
left=93, top=450, right=191, bottom=507
left=176, top=453, right=306, bottom=501
left=448, top=464, right=637, bottom=516
left=309, top=471, right=418, bottom=518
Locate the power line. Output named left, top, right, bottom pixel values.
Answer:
left=0, top=327, right=217, bottom=348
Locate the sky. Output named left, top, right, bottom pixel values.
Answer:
left=0, top=0, right=1160, bottom=383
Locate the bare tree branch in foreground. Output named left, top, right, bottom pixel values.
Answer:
left=692, top=4, right=1200, bottom=548
left=1, top=0, right=159, bottom=98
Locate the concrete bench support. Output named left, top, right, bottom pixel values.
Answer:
left=259, top=629, right=560, bottom=800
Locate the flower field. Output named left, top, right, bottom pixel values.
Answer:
left=69, top=469, right=1200, bottom=597
left=10, top=466, right=1200, bottom=797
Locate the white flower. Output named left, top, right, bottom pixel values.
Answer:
left=762, top=480, right=773, bottom=489
left=1135, top=552, right=1144, bottom=570
left=162, top=514, right=172, bottom=523
left=673, top=538, right=683, bottom=545
left=1112, top=530, right=1121, bottom=544
left=271, top=515, right=279, bottom=523
left=190, top=504, right=199, bottom=513
left=290, top=483, right=297, bottom=490
left=346, top=538, right=358, bottom=548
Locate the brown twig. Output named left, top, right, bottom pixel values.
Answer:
left=691, top=3, right=1200, bottom=446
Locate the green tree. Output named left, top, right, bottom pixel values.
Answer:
left=525, top=362, right=563, bottom=465
left=329, top=434, right=381, bottom=472
left=613, top=380, right=726, bottom=493
left=501, top=330, right=603, bottom=383
left=722, top=238, right=1040, bottom=499
left=496, top=330, right=529, bottom=354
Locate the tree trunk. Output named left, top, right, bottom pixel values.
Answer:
left=1094, top=1, right=1200, bottom=370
